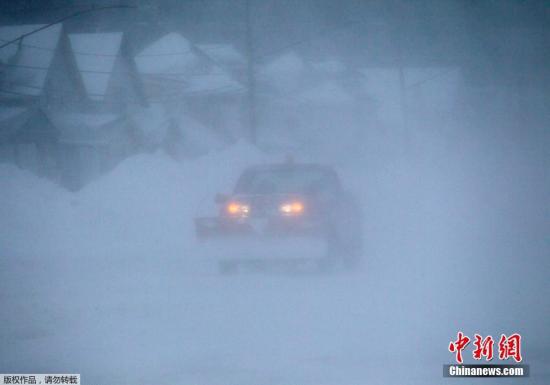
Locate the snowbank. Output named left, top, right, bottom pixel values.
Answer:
left=1, top=139, right=547, bottom=385
left=0, top=164, right=72, bottom=255
left=1, top=141, right=268, bottom=259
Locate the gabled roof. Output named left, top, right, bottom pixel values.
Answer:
left=0, top=24, right=62, bottom=97
left=259, top=52, right=307, bottom=94
left=262, top=52, right=305, bottom=76
left=135, top=33, right=197, bottom=74
left=68, top=32, right=123, bottom=101
left=185, top=67, right=243, bottom=94
left=196, top=43, right=245, bottom=67
left=135, top=33, right=243, bottom=95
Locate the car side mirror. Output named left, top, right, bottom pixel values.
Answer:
left=215, top=193, right=229, bottom=204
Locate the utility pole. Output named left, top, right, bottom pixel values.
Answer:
left=397, top=39, right=408, bottom=147
left=244, top=0, right=257, bottom=144
left=392, top=9, right=410, bottom=152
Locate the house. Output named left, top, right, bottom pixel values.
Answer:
left=66, top=32, right=147, bottom=112
left=0, top=24, right=63, bottom=100
left=54, top=31, right=151, bottom=188
left=0, top=104, right=63, bottom=181
left=135, top=33, right=245, bottom=150
left=196, top=43, right=245, bottom=69
left=49, top=112, right=138, bottom=189
left=0, top=24, right=65, bottom=179
left=195, top=43, right=246, bottom=82
left=257, top=52, right=367, bottom=155
left=0, top=25, right=150, bottom=189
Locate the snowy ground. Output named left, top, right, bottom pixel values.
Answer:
left=1, top=139, right=548, bottom=384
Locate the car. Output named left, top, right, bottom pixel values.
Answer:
left=194, top=160, right=363, bottom=273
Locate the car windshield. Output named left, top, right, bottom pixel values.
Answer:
left=235, top=167, right=339, bottom=195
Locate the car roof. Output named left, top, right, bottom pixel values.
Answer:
left=235, top=163, right=342, bottom=194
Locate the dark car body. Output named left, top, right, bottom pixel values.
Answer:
left=195, top=163, right=363, bottom=272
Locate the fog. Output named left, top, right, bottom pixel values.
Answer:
left=0, top=1, right=548, bottom=384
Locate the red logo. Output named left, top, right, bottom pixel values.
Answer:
left=473, top=334, right=494, bottom=361
left=449, top=331, right=470, bottom=364
left=449, top=332, right=522, bottom=363
left=498, top=333, right=522, bottom=362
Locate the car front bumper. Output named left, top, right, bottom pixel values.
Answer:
left=194, top=217, right=328, bottom=261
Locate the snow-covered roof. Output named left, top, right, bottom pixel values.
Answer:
left=0, top=24, right=62, bottom=96
left=136, top=33, right=243, bottom=95
left=135, top=33, right=197, bottom=75
left=262, top=52, right=305, bottom=76
left=184, top=67, right=243, bottom=94
left=196, top=44, right=245, bottom=67
left=259, top=52, right=307, bottom=93
left=68, top=32, right=123, bottom=101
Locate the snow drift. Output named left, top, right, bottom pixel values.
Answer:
left=1, top=138, right=548, bottom=385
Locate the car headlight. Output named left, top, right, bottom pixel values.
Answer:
left=226, top=202, right=250, bottom=217
left=279, top=201, right=304, bottom=216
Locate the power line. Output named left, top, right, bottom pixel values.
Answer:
left=0, top=77, right=243, bottom=98
left=244, top=0, right=257, bottom=144
left=0, top=38, right=194, bottom=58
left=0, top=4, right=95, bottom=14
left=0, top=5, right=137, bottom=51
left=1, top=11, right=381, bottom=62
left=1, top=62, right=198, bottom=76
left=1, top=17, right=366, bottom=61
left=0, top=83, right=105, bottom=98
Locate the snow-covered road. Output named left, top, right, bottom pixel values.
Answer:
left=1, top=141, right=548, bottom=384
